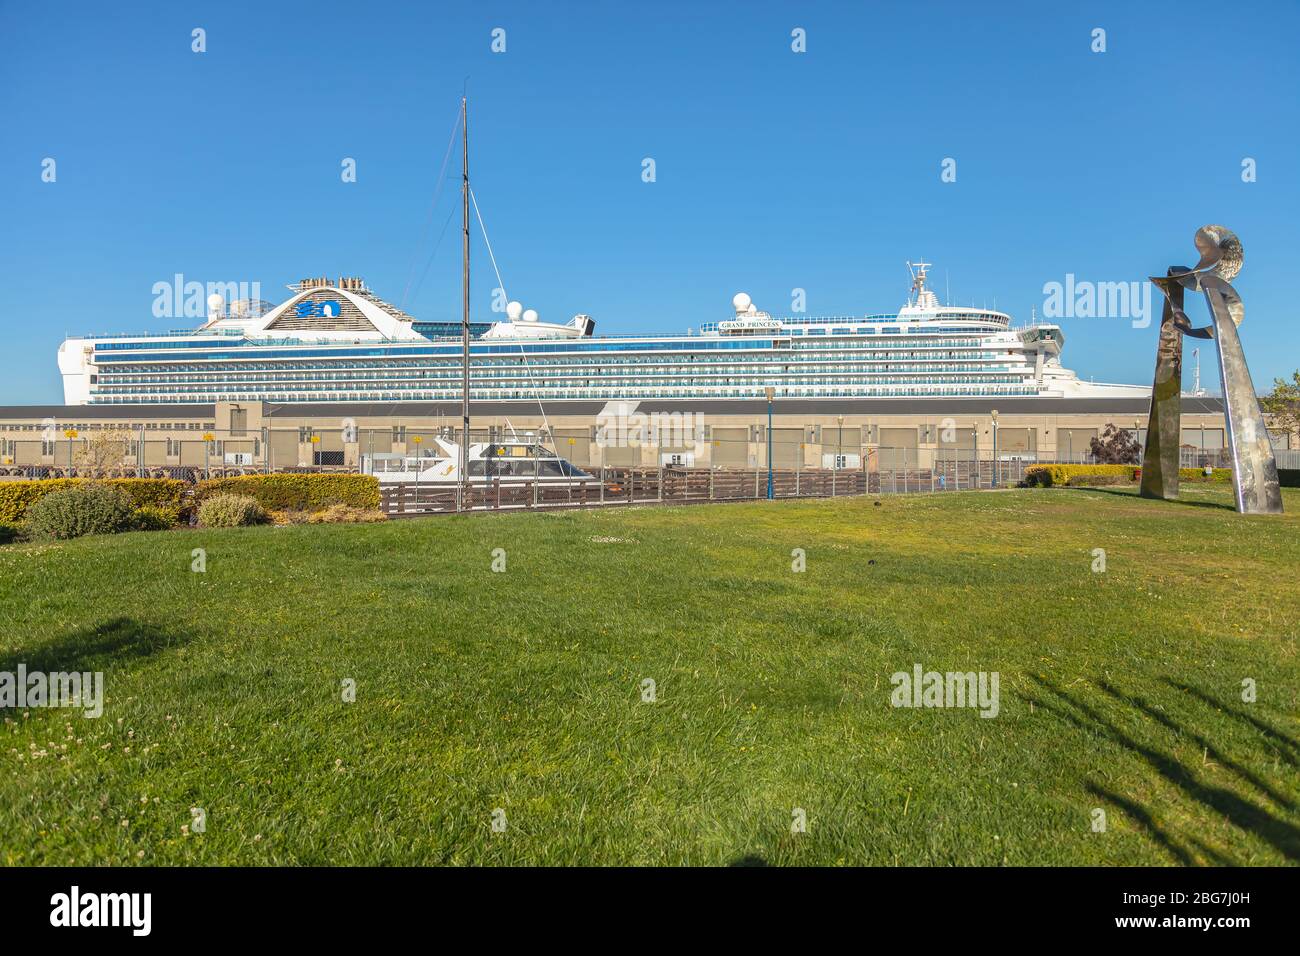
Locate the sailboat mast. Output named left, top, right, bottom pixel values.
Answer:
left=458, top=95, right=471, bottom=511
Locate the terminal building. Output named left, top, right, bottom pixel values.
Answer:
left=0, top=396, right=1238, bottom=474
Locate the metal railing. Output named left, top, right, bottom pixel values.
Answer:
left=380, top=466, right=867, bottom=516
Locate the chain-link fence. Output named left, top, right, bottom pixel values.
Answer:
left=2, top=423, right=1281, bottom=496
left=378, top=450, right=1046, bottom=516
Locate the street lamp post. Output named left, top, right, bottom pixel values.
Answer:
left=63, top=428, right=77, bottom=474
left=990, top=410, right=999, bottom=488
left=765, top=386, right=775, bottom=500
left=203, top=432, right=216, bottom=479
left=412, top=435, right=423, bottom=508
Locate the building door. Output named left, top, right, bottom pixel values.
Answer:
left=878, top=427, right=916, bottom=470
left=269, top=430, right=299, bottom=469
left=996, top=428, right=1034, bottom=455
left=711, top=427, right=749, bottom=467
left=771, top=428, right=803, bottom=468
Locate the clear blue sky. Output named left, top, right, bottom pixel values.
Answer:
left=2, top=0, right=1298, bottom=404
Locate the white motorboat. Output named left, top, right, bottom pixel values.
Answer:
left=363, top=437, right=593, bottom=486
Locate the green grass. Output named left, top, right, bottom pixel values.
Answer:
left=1, top=484, right=1297, bottom=866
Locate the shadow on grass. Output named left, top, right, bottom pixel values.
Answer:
left=1063, top=486, right=1239, bottom=512
left=1097, top=679, right=1295, bottom=813
left=0, top=617, right=192, bottom=677
left=1024, top=675, right=1300, bottom=864
left=1083, top=783, right=1199, bottom=865
left=1163, top=678, right=1299, bottom=769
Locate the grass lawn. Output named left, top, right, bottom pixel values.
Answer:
left=1, top=484, right=1297, bottom=866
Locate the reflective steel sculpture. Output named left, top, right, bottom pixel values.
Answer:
left=1140, top=226, right=1283, bottom=514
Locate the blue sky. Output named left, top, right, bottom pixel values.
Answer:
left=2, top=0, right=1298, bottom=403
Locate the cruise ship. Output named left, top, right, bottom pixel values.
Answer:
left=57, top=263, right=1148, bottom=406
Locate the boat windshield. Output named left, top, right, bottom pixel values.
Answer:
left=470, top=457, right=588, bottom=478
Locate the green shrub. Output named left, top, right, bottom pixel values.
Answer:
left=195, top=474, right=379, bottom=512
left=0, top=478, right=186, bottom=525
left=24, top=484, right=136, bottom=539
left=1280, top=468, right=1300, bottom=489
left=0, top=523, right=19, bottom=545
left=1022, top=464, right=1138, bottom=487
left=197, top=494, right=269, bottom=528
left=133, top=505, right=177, bottom=531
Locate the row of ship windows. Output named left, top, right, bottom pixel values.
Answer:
left=94, top=340, right=779, bottom=361
left=770, top=314, right=1003, bottom=326
left=792, top=338, right=992, bottom=349
left=94, top=371, right=1032, bottom=390
left=92, top=336, right=1000, bottom=361
left=94, top=377, right=1034, bottom=399
left=785, top=326, right=1004, bottom=336
left=89, top=320, right=1004, bottom=352
left=96, top=365, right=1023, bottom=386
left=102, top=353, right=1008, bottom=376
left=91, top=385, right=1044, bottom=404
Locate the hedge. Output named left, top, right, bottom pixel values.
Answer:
left=194, top=473, right=380, bottom=512
left=1280, top=469, right=1300, bottom=489
left=1023, top=465, right=1235, bottom=488
left=0, top=478, right=186, bottom=525
left=1022, top=465, right=1138, bottom=487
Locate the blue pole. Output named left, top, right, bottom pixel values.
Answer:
left=992, top=421, right=998, bottom=488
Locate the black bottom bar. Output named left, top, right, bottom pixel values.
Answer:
left=0, top=866, right=1282, bottom=942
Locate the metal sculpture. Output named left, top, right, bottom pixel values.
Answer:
left=1140, top=226, right=1283, bottom=514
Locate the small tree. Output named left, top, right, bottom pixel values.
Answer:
left=74, top=429, right=133, bottom=476
left=1260, top=371, right=1300, bottom=445
left=1090, top=425, right=1141, bottom=465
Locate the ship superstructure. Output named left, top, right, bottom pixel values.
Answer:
left=58, top=264, right=1147, bottom=405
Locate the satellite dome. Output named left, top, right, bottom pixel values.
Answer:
left=206, top=293, right=225, bottom=314
left=732, top=292, right=752, bottom=313
left=522, top=308, right=539, bottom=323
left=506, top=300, right=524, bottom=321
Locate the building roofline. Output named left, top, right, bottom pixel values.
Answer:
left=0, top=405, right=217, bottom=418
